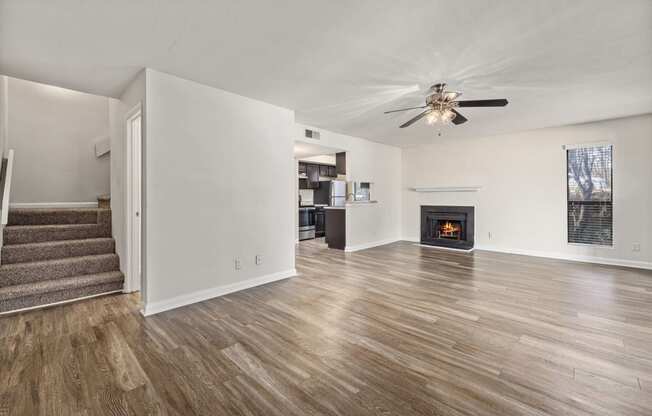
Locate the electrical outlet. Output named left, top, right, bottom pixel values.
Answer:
left=632, top=243, right=641, bottom=252
left=234, top=258, right=242, bottom=270
left=255, top=255, right=263, bottom=265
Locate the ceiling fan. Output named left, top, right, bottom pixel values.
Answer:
left=384, top=83, right=508, bottom=128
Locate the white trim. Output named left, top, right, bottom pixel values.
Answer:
left=411, top=186, right=481, bottom=193
left=0, top=289, right=122, bottom=316
left=562, top=141, right=612, bottom=150
left=124, top=103, right=142, bottom=294
left=141, top=269, right=297, bottom=316
left=9, top=201, right=98, bottom=209
left=568, top=242, right=615, bottom=250
left=344, top=238, right=400, bottom=252
left=474, top=245, right=652, bottom=270
left=402, top=237, right=650, bottom=269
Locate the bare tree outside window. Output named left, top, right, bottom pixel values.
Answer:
left=567, top=145, right=613, bottom=246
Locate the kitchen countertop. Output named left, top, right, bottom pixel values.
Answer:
left=324, top=201, right=378, bottom=210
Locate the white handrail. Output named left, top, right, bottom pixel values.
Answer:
left=1, top=149, right=14, bottom=226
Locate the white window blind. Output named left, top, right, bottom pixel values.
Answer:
left=567, top=144, right=613, bottom=246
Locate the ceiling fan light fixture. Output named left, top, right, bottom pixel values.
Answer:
left=440, top=109, right=456, bottom=123
left=443, top=91, right=461, bottom=101
left=385, top=82, right=507, bottom=129
left=426, top=111, right=439, bottom=125
left=426, top=109, right=455, bottom=125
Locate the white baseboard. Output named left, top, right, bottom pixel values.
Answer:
left=401, top=237, right=651, bottom=270
left=141, top=269, right=297, bottom=316
left=474, top=245, right=652, bottom=270
left=10, top=202, right=98, bottom=209
left=345, top=238, right=401, bottom=252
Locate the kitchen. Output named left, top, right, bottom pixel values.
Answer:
left=295, top=141, right=376, bottom=250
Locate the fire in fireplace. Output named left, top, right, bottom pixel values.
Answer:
left=421, top=206, right=474, bottom=250
left=437, top=220, right=462, bottom=240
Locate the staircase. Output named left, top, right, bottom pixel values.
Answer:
left=0, top=208, right=123, bottom=313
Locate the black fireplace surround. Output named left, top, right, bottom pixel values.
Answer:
left=421, top=205, right=474, bottom=250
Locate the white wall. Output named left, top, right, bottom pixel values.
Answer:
left=143, top=70, right=296, bottom=314
left=402, top=114, right=652, bottom=268
left=296, top=125, right=402, bottom=250
left=109, top=70, right=146, bottom=291
left=7, top=77, right=110, bottom=203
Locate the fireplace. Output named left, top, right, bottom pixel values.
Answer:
left=421, top=206, right=474, bottom=250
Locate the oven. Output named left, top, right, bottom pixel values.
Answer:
left=298, top=207, right=316, bottom=240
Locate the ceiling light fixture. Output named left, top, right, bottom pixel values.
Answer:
left=384, top=83, right=509, bottom=129
left=426, top=108, right=456, bottom=125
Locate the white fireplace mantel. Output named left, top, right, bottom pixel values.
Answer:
left=411, top=186, right=482, bottom=193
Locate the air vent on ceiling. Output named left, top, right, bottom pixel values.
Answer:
left=305, top=129, right=320, bottom=140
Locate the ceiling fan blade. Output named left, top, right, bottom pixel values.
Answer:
left=456, top=99, right=508, bottom=107
left=399, top=109, right=431, bottom=128
left=384, top=105, right=428, bottom=114
left=451, top=109, right=468, bottom=125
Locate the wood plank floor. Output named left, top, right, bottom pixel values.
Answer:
left=2, top=240, right=652, bottom=415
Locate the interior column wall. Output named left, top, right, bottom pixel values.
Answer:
left=142, top=69, right=296, bottom=314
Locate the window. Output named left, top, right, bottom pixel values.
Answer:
left=567, top=144, right=613, bottom=246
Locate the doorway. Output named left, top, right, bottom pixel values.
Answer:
left=125, top=104, right=142, bottom=293
left=293, top=141, right=345, bottom=250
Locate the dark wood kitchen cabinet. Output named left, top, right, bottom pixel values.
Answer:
left=298, top=162, right=337, bottom=182
left=325, top=208, right=345, bottom=249
left=336, top=152, right=346, bottom=175
left=314, top=208, right=325, bottom=237
left=306, top=164, right=320, bottom=188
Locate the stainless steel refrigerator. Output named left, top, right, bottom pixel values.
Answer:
left=330, top=180, right=346, bottom=207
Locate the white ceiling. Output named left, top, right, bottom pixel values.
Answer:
left=1, top=0, right=651, bottom=147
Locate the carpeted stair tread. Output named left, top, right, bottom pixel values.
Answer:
left=1, top=238, right=116, bottom=264
left=1, top=207, right=121, bottom=313
left=0, top=271, right=124, bottom=302
left=0, top=281, right=123, bottom=313
left=0, top=253, right=120, bottom=287
left=3, top=223, right=111, bottom=245
left=8, top=208, right=109, bottom=226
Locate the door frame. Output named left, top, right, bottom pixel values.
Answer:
left=124, top=103, right=142, bottom=293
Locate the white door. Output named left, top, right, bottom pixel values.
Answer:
left=127, top=109, right=142, bottom=292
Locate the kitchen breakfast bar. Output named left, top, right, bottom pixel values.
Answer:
left=324, top=201, right=377, bottom=250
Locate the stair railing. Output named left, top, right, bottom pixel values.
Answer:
left=0, top=148, right=14, bottom=228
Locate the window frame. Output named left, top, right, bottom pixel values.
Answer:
left=564, top=142, right=614, bottom=248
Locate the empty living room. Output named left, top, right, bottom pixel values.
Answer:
left=1, top=1, right=652, bottom=415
